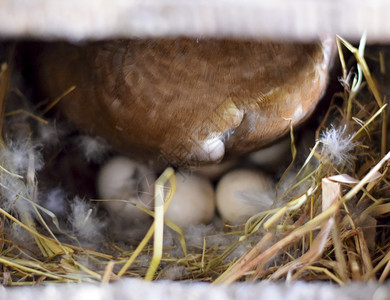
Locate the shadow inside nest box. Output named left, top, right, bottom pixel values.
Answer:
left=1, top=41, right=103, bottom=200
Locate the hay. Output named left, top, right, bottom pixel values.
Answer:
left=0, top=35, right=389, bottom=285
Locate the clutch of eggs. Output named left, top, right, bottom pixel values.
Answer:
left=97, top=156, right=216, bottom=227
left=98, top=156, right=275, bottom=227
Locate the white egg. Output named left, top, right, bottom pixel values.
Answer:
left=97, top=156, right=155, bottom=223
left=191, top=160, right=236, bottom=181
left=248, top=138, right=290, bottom=166
left=216, top=169, right=275, bottom=225
left=165, top=173, right=215, bottom=227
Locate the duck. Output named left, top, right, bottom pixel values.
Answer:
left=34, top=37, right=335, bottom=167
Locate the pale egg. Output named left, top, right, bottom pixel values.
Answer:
left=165, top=173, right=215, bottom=227
left=97, top=156, right=155, bottom=223
left=216, top=169, right=275, bottom=224
left=248, top=138, right=290, bottom=167
left=191, top=160, right=236, bottom=181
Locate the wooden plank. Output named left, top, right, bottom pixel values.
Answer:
left=0, top=0, right=388, bottom=42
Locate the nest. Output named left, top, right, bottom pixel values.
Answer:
left=0, top=35, right=389, bottom=285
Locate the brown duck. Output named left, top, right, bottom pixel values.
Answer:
left=35, top=37, right=334, bottom=166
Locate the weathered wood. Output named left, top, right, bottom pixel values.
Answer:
left=0, top=0, right=388, bottom=42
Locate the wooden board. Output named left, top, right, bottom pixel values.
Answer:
left=0, top=0, right=388, bottom=42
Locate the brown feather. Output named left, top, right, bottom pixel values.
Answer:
left=36, top=38, right=334, bottom=166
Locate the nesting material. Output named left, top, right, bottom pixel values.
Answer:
left=76, top=135, right=111, bottom=163
left=97, top=156, right=155, bottom=223
left=317, top=125, right=357, bottom=168
left=165, top=172, right=215, bottom=227
left=216, top=169, right=275, bottom=225
left=69, top=197, right=106, bottom=248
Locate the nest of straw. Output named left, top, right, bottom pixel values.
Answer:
left=0, top=35, right=389, bottom=286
